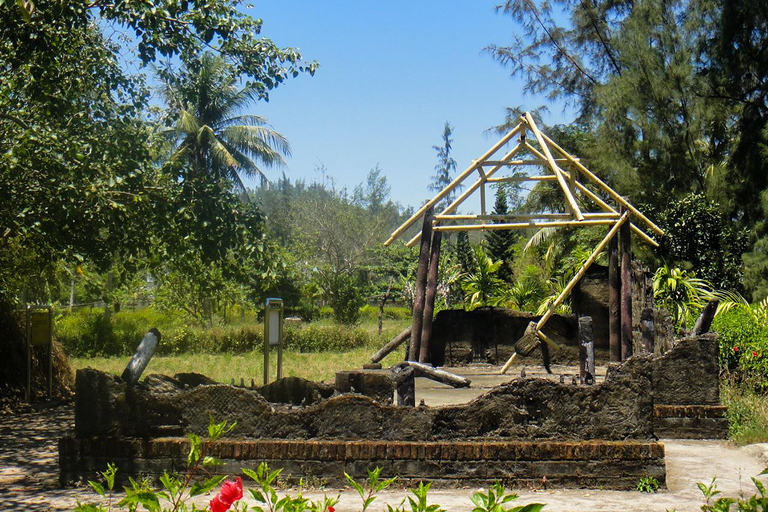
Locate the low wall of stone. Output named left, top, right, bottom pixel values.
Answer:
left=59, top=437, right=665, bottom=490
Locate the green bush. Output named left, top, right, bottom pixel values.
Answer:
left=712, top=308, right=768, bottom=390
left=284, top=324, right=369, bottom=352
left=359, top=305, right=411, bottom=321
left=57, top=308, right=370, bottom=356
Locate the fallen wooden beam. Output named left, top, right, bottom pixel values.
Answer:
left=404, top=361, right=471, bottom=388
left=693, top=299, right=720, bottom=335
left=370, top=327, right=410, bottom=364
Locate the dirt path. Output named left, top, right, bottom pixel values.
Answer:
left=1, top=390, right=767, bottom=511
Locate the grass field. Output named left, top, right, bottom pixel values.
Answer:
left=70, top=344, right=405, bottom=384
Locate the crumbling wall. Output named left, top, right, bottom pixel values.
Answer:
left=430, top=308, right=578, bottom=366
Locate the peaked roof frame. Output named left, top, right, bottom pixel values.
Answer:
left=384, top=112, right=663, bottom=249
left=384, top=113, right=664, bottom=373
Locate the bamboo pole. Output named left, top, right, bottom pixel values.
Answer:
left=481, top=158, right=576, bottom=166
left=499, top=352, right=518, bottom=374
left=572, top=180, right=659, bottom=247
left=384, top=123, right=523, bottom=246
left=523, top=141, right=658, bottom=247
left=523, top=113, right=584, bottom=220
left=539, top=131, right=664, bottom=235
left=435, top=213, right=619, bottom=221
left=486, top=175, right=557, bottom=183
left=404, top=143, right=524, bottom=247
left=370, top=327, right=411, bottom=363
left=434, top=219, right=619, bottom=232
left=535, top=211, right=630, bottom=332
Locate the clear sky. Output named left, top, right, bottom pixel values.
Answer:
left=246, top=0, right=572, bottom=211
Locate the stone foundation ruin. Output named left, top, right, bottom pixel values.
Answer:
left=60, top=333, right=726, bottom=489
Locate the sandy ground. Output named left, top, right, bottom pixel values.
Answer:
left=1, top=364, right=767, bottom=511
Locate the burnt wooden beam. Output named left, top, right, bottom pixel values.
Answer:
left=640, top=308, right=655, bottom=353
left=620, top=205, right=633, bottom=361
left=392, top=363, right=415, bottom=407
left=693, top=299, right=720, bottom=335
left=409, top=207, right=434, bottom=361
left=419, top=230, right=442, bottom=363
left=121, top=328, right=161, bottom=385
left=579, top=316, right=595, bottom=385
left=370, top=327, right=411, bottom=364
left=405, top=361, right=471, bottom=388
left=608, top=231, right=621, bottom=362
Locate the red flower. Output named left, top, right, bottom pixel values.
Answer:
left=210, top=477, right=243, bottom=512
left=753, top=351, right=758, bottom=357
left=733, top=346, right=739, bottom=352
left=328, top=507, right=335, bottom=512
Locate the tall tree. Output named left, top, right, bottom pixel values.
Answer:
left=429, top=122, right=460, bottom=212
left=485, top=187, right=517, bottom=282
left=159, top=52, right=291, bottom=191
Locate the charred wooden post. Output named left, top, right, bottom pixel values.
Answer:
left=640, top=308, right=655, bottom=353
left=694, top=299, right=720, bottom=335
left=419, top=230, right=442, bottom=363
left=578, top=316, right=595, bottom=385
left=405, top=361, right=471, bottom=388
left=608, top=232, right=621, bottom=362
left=409, top=207, right=434, bottom=361
left=121, top=328, right=161, bottom=385
left=370, top=327, right=411, bottom=364
left=620, top=205, right=633, bottom=361
left=392, top=363, right=415, bottom=407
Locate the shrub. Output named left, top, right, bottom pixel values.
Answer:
left=283, top=324, right=368, bottom=352
left=712, top=308, right=768, bottom=390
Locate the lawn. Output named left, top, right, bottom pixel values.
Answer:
left=70, top=345, right=404, bottom=384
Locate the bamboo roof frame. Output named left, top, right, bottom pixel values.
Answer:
left=384, top=113, right=665, bottom=372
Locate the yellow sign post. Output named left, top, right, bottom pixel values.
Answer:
left=26, top=305, right=52, bottom=401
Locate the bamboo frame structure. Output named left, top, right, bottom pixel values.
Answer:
left=382, top=112, right=664, bottom=372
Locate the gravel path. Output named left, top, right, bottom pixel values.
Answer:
left=1, top=401, right=767, bottom=511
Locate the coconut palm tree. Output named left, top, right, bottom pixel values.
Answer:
left=158, top=52, right=290, bottom=190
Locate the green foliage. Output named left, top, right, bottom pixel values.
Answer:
left=326, top=274, right=367, bottom=325
left=57, top=308, right=371, bottom=356
left=485, top=187, right=518, bottom=283
left=429, top=122, right=459, bottom=212
left=712, top=307, right=768, bottom=390
left=462, top=246, right=504, bottom=308
left=345, top=467, right=397, bottom=512
left=470, top=482, right=545, bottom=512
left=721, top=383, right=768, bottom=445
left=387, top=481, right=445, bottom=512
left=657, top=194, right=749, bottom=291
left=653, top=265, right=714, bottom=329
left=697, top=473, right=768, bottom=512
left=636, top=476, right=660, bottom=493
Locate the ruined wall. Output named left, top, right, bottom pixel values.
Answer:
left=430, top=308, right=577, bottom=366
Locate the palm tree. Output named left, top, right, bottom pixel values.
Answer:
left=159, top=52, right=290, bottom=190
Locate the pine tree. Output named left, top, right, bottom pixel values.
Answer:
left=455, top=231, right=474, bottom=276
left=429, top=122, right=460, bottom=212
left=485, top=187, right=517, bottom=282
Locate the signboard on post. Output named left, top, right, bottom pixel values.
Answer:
left=26, top=305, right=53, bottom=401
left=263, top=298, right=284, bottom=385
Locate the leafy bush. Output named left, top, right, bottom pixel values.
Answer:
left=712, top=308, right=768, bottom=390
left=283, top=324, right=368, bottom=352
left=359, top=305, right=411, bottom=321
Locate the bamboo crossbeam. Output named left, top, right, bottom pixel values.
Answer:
left=479, top=158, right=575, bottom=166
left=404, top=143, right=524, bottom=247
left=433, top=219, right=619, bottom=232
left=539, top=131, right=664, bottom=235
left=536, top=211, right=630, bottom=331
left=434, top=213, right=620, bottom=221
left=485, top=175, right=557, bottom=183
left=523, top=113, right=584, bottom=221
left=384, top=123, right=523, bottom=246
left=572, top=180, right=659, bottom=247
left=523, top=138, right=658, bottom=247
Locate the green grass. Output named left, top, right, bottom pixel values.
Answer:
left=722, top=382, right=768, bottom=445
left=70, top=345, right=405, bottom=384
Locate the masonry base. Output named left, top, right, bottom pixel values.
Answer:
left=59, top=438, right=665, bottom=490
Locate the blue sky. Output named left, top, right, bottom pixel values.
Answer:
left=246, top=0, right=573, bottom=210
